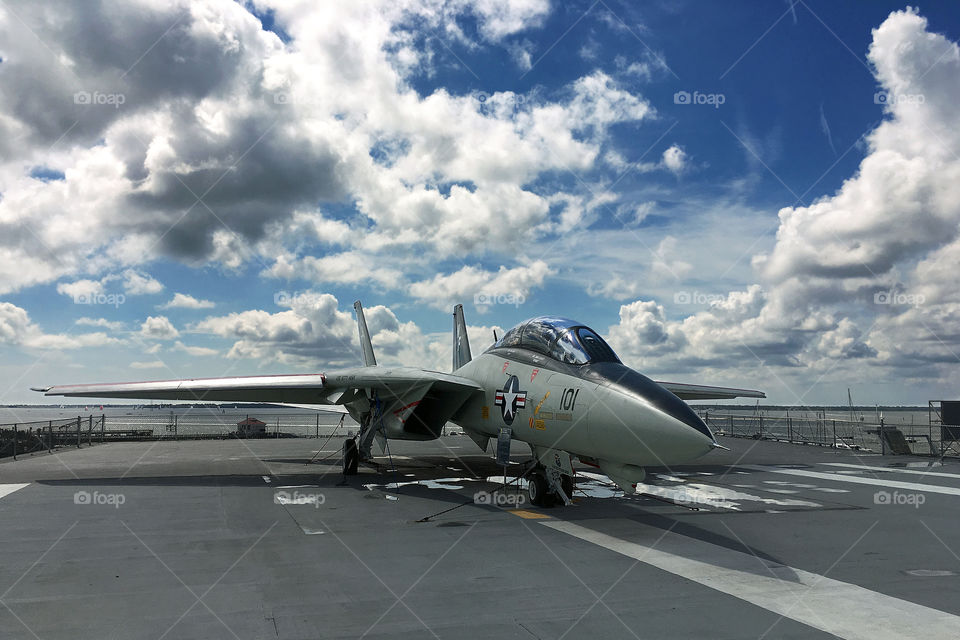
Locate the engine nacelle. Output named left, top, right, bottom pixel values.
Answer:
left=356, top=380, right=479, bottom=441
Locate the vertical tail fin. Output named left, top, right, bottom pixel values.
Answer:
left=452, top=303, right=471, bottom=371
left=354, top=301, right=377, bottom=367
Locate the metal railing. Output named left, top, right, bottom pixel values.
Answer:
left=0, top=412, right=360, bottom=460
left=0, top=415, right=107, bottom=459
left=107, top=412, right=356, bottom=439
left=11, top=409, right=951, bottom=461
left=699, top=411, right=953, bottom=457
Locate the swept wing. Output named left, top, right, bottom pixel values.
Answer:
left=655, top=381, right=765, bottom=401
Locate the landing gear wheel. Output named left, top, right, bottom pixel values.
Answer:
left=343, top=438, right=359, bottom=475
left=527, top=471, right=550, bottom=507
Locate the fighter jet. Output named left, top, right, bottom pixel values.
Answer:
left=33, top=302, right=763, bottom=506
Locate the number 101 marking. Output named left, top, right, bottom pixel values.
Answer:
left=560, top=388, right=580, bottom=411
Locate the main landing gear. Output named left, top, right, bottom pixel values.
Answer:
left=343, top=438, right=359, bottom=475
left=344, top=406, right=380, bottom=476
left=527, top=465, right=575, bottom=507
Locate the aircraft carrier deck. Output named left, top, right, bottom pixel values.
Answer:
left=2, top=435, right=960, bottom=639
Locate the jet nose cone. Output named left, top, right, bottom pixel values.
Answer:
left=667, top=400, right=715, bottom=443
left=586, top=363, right=717, bottom=449
left=654, top=400, right=716, bottom=461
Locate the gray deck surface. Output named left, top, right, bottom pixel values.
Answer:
left=2, top=435, right=960, bottom=639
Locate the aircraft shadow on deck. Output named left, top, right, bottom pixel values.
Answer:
left=29, top=465, right=824, bottom=585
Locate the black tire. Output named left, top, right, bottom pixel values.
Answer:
left=527, top=472, right=550, bottom=507
left=343, top=438, right=359, bottom=475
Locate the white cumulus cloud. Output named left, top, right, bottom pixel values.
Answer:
left=140, top=316, right=180, bottom=340
left=160, top=293, right=216, bottom=309
left=606, top=8, right=960, bottom=399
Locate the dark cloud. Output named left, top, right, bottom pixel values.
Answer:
left=0, top=0, right=265, bottom=147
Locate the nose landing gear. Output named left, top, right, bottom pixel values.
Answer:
left=527, top=465, right=575, bottom=507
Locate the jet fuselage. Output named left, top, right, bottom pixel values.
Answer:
left=451, top=347, right=716, bottom=470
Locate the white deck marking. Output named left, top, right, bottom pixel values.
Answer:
left=743, top=465, right=960, bottom=496
left=823, top=462, right=960, bottom=480
left=544, top=520, right=960, bottom=640
left=0, top=484, right=29, bottom=499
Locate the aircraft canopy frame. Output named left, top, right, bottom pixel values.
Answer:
left=491, top=316, right=621, bottom=365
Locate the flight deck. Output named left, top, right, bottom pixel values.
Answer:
left=2, top=436, right=960, bottom=639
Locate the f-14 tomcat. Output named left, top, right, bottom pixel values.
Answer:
left=34, top=302, right=763, bottom=506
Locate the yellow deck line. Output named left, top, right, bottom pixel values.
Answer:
left=507, top=509, right=552, bottom=519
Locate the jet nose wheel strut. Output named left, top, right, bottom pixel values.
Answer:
left=527, top=466, right=573, bottom=507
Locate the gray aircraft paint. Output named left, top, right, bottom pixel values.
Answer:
left=34, top=307, right=763, bottom=493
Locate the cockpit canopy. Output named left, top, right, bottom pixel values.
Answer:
left=491, top=316, right=621, bottom=365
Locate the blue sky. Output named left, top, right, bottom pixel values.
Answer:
left=1, top=1, right=960, bottom=404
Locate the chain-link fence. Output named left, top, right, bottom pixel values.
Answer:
left=699, top=411, right=953, bottom=457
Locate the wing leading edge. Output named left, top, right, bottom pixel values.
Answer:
left=36, top=373, right=758, bottom=403
left=34, top=367, right=482, bottom=405
left=655, top=381, right=766, bottom=401
left=34, top=302, right=487, bottom=443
